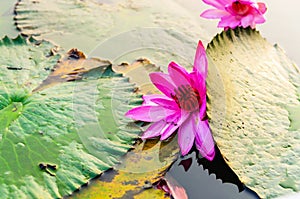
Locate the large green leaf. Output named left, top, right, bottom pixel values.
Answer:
left=68, top=60, right=180, bottom=198
left=206, top=28, right=300, bottom=198
left=0, top=35, right=60, bottom=91
left=69, top=139, right=177, bottom=199
left=0, top=36, right=141, bottom=198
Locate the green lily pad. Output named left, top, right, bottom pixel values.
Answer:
left=0, top=36, right=141, bottom=198
left=68, top=59, right=180, bottom=198
left=0, top=35, right=60, bottom=91
left=206, top=28, right=300, bottom=198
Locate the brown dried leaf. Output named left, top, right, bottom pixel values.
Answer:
left=113, top=58, right=161, bottom=95
left=33, top=49, right=112, bottom=92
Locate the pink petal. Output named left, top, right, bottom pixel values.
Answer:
left=257, top=2, right=267, bottom=14
left=141, top=120, right=166, bottom=139
left=224, top=4, right=236, bottom=15
left=189, top=71, right=206, bottom=100
left=168, top=62, right=190, bottom=88
left=218, top=0, right=233, bottom=5
left=194, top=119, right=215, bottom=161
left=239, top=0, right=256, bottom=5
left=144, top=116, right=181, bottom=139
left=150, top=98, right=179, bottom=110
left=160, top=111, right=189, bottom=140
left=178, top=115, right=196, bottom=156
left=254, top=14, right=266, bottom=24
left=241, top=14, right=255, bottom=28
left=164, top=175, right=188, bottom=199
left=191, top=73, right=207, bottom=120
left=200, top=9, right=229, bottom=19
left=156, top=179, right=171, bottom=194
left=193, top=41, right=208, bottom=78
left=165, top=112, right=180, bottom=123
left=203, top=0, right=231, bottom=10
left=199, top=97, right=207, bottom=120
left=125, top=105, right=176, bottom=122
left=149, top=72, right=176, bottom=98
left=218, top=15, right=240, bottom=28
left=160, top=122, right=179, bottom=141
left=142, top=94, right=172, bottom=106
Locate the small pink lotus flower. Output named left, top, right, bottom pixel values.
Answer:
left=125, top=41, right=215, bottom=161
left=200, top=0, right=267, bottom=29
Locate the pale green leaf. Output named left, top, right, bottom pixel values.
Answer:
left=207, top=28, right=300, bottom=198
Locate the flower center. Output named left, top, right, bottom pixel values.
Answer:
left=232, top=1, right=250, bottom=15
left=172, top=85, right=200, bottom=112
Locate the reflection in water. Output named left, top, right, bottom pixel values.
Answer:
left=179, top=157, right=192, bottom=172
left=162, top=146, right=261, bottom=199
left=198, top=145, right=243, bottom=191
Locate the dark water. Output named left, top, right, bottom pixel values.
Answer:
left=165, top=146, right=260, bottom=199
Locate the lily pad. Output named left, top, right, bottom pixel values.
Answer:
left=206, top=28, right=300, bottom=198
left=14, top=0, right=213, bottom=56
left=33, top=48, right=113, bottom=92
left=113, top=59, right=160, bottom=95
left=69, top=60, right=181, bottom=198
left=14, top=0, right=114, bottom=52
left=0, top=35, right=60, bottom=91
left=0, top=36, right=141, bottom=198
left=69, top=137, right=178, bottom=199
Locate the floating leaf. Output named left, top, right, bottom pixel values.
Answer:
left=69, top=131, right=179, bottom=198
left=113, top=59, right=160, bottom=95
left=14, top=0, right=114, bottom=52
left=69, top=58, right=179, bottom=198
left=33, top=48, right=113, bottom=92
left=0, top=36, right=141, bottom=198
left=206, top=28, right=300, bottom=198
left=0, top=35, right=60, bottom=91
left=68, top=58, right=183, bottom=198
left=14, top=0, right=213, bottom=57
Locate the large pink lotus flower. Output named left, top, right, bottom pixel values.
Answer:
left=125, top=41, right=215, bottom=161
left=200, top=0, right=267, bottom=29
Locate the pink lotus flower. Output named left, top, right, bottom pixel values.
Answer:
left=200, top=0, right=267, bottom=29
left=125, top=41, right=215, bottom=161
